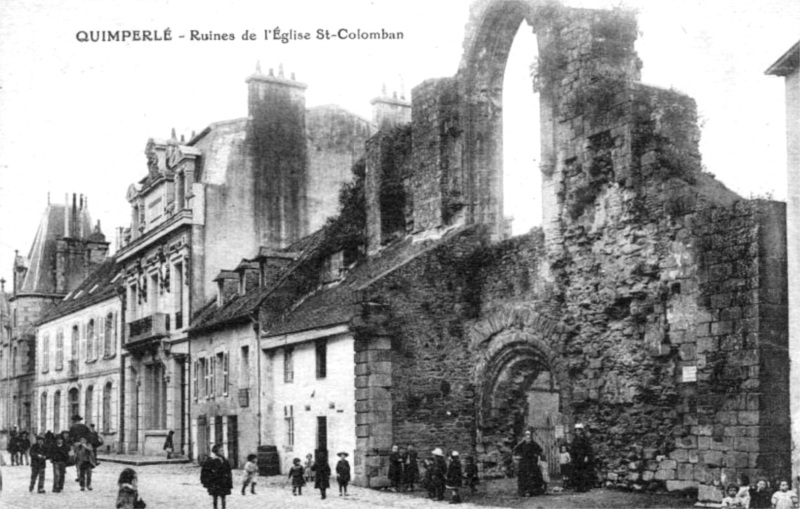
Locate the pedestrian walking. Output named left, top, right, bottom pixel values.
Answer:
left=29, top=434, right=47, bottom=493
left=50, top=435, right=69, bottom=493
left=164, top=430, right=175, bottom=460
left=430, top=448, right=447, bottom=501
left=89, top=424, right=104, bottom=459
left=75, top=436, right=97, bottom=491
left=771, top=480, right=799, bottom=509
left=69, top=415, right=91, bottom=445
left=404, top=444, right=419, bottom=491
left=7, top=426, right=18, bottom=466
left=512, top=430, right=545, bottom=497
left=0, top=446, right=6, bottom=492
left=303, top=453, right=314, bottom=484
left=241, top=453, right=258, bottom=495
left=18, top=431, right=31, bottom=466
left=464, top=455, right=479, bottom=495
left=288, top=457, right=306, bottom=495
left=116, top=467, right=146, bottom=509
left=200, top=444, right=233, bottom=509
left=336, top=451, right=351, bottom=496
left=445, top=451, right=463, bottom=504
left=313, top=451, right=331, bottom=500
left=570, top=424, right=595, bottom=493
left=388, top=444, right=404, bottom=491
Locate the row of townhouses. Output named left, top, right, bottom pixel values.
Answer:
left=1, top=2, right=798, bottom=502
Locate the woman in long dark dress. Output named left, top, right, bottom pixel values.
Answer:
left=513, top=430, right=545, bottom=497
left=200, top=444, right=233, bottom=509
left=312, top=452, right=331, bottom=500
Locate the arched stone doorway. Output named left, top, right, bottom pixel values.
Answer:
left=471, top=307, right=567, bottom=477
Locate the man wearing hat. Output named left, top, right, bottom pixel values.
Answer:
left=335, top=452, right=351, bottom=496
left=570, top=423, right=595, bottom=492
left=69, top=415, right=91, bottom=445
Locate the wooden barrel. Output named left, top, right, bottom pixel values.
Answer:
left=257, top=445, right=280, bottom=476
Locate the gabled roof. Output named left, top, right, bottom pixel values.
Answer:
left=262, top=224, right=473, bottom=338
left=188, top=227, right=329, bottom=334
left=766, top=41, right=800, bottom=76
left=37, top=259, right=121, bottom=325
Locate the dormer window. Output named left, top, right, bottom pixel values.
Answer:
left=322, top=250, right=344, bottom=283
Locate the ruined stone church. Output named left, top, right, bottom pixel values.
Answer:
left=204, top=0, right=788, bottom=502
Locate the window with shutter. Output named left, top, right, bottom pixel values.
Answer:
left=98, top=317, right=104, bottom=360
left=209, top=355, right=216, bottom=398
left=223, top=352, right=229, bottom=396
left=81, top=323, right=88, bottom=362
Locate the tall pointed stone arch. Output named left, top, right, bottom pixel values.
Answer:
left=457, top=0, right=557, bottom=240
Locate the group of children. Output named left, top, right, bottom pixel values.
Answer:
left=420, top=448, right=479, bottom=504
left=288, top=451, right=351, bottom=498
left=722, top=476, right=799, bottom=509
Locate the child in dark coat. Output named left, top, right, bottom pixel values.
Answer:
left=336, top=452, right=351, bottom=496
left=75, top=436, right=97, bottom=491
left=313, top=452, right=331, bottom=500
left=200, top=444, right=232, bottom=509
left=29, top=435, right=47, bottom=493
left=288, top=457, right=306, bottom=495
left=50, top=436, right=70, bottom=493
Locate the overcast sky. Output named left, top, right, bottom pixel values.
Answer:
left=0, top=0, right=797, bottom=287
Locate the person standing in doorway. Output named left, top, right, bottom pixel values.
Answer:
left=200, top=444, right=233, bottom=509
left=513, top=430, right=545, bottom=497
left=570, top=423, right=595, bottom=493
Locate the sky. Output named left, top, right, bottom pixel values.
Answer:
left=0, top=0, right=797, bottom=287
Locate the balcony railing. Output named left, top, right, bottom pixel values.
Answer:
left=127, top=313, right=169, bottom=345
left=68, top=360, right=78, bottom=379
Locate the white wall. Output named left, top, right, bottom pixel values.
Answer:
left=270, top=333, right=355, bottom=473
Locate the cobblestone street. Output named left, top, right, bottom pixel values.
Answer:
left=0, top=454, right=697, bottom=509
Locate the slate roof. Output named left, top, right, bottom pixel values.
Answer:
left=37, top=258, right=121, bottom=325
left=17, top=203, right=93, bottom=296
left=188, top=228, right=329, bottom=334
left=262, top=224, right=472, bottom=338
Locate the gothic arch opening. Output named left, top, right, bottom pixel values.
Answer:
left=459, top=0, right=555, bottom=240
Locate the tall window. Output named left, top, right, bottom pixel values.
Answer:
left=284, top=347, right=294, bottom=384
left=56, top=329, right=64, bottom=370
left=103, top=382, right=112, bottom=433
left=284, top=405, right=295, bottom=447
left=208, top=355, right=216, bottom=398
left=85, top=385, right=94, bottom=426
left=104, top=312, right=114, bottom=357
left=218, top=352, right=229, bottom=397
left=42, top=333, right=50, bottom=373
left=86, top=319, right=95, bottom=361
left=53, top=391, right=61, bottom=433
left=71, top=325, right=79, bottom=361
left=40, top=392, right=47, bottom=432
left=239, top=346, right=250, bottom=388
left=12, top=346, right=17, bottom=376
left=315, top=340, right=327, bottom=379
left=68, top=388, right=80, bottom=421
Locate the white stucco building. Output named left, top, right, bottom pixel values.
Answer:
left=34, top=259, right=122, bottom=448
